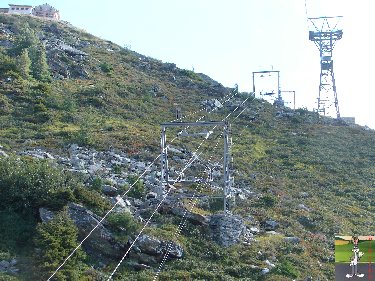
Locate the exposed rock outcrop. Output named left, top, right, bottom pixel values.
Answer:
left=129, top=234, right=183, bottom=265
left=39, top=203, right=125, bottom=260
left=208, top=214, right=250, bottom=247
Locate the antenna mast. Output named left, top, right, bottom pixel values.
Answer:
left=308, top=16, right=343, bottom=118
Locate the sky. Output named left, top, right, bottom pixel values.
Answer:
left=3, top=0, right=375, bottom=128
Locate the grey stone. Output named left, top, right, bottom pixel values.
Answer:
left=265, top=259, right=275, bottom=268
left=209, top=214, right=247, bottom=247
left=69, top=143, right=79, bottom=153
left=146, top=192, right=158, bottom=199
left=170, top=207, right=209, bottom=225
left=39, top=207, right=55, bottom=222
left=263, top=220, right=279, bottom=231
left=39, top=203, right=125, bottom=260
left=166, top=241, right=183, bottom=258
left=71, top=156, right=85, bottom=169
left=131, top=234, right=183, bottom=263
left=128, top=262, right=152, bottom=271
left=299, top=192, right=310, bottom=198
left=129, top=252, right=158, bottom=265
left=8, top=267, right=19, bottom=273
left=249, top=227, right=260, bottom=234
left=261, top=268, right=270, bottom=275
left=0, top=260, right=10, bottom=270
left=102, top=185, right=118, bottom=196
left=133, top=235, right=162, bottom=256
left=298, top=203, right=311, bottom=212
left=113, top=195, right=127, bottom=208
left=59, top=43, right=88, bottom=56
left=201, top=99, right=223, bottom=111
left=265, top=231, right=280, bottom=235
left=284, top=237, right=300, bottom=244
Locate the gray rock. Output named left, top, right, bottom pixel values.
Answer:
left=39, top=203, right=125, bottom=260
left=263, top=220, right=279, bottom=231
left=129, top=252, right=158, bottom=265
left=133, top=199, right=143, bottom=207
left=298, top=216, right=317, bottom=229
left=265, top=259, right=275, bottom=268
left=170, top=207, right=209, bottom=225
left=201, top=99, right=223, bottom=111
left=102, top=185, right=118, bottom=196
left=299, top=192, right=310, bottom=198
left=133, top=235, right=163, bottom=256
left=71, top=156, right=85, bottom=169
left=59, top=43, right=88, bottom=56
left=209, top=214, right=247, bottom=247
left=265, top=231, right=280, bottom=235
left=166, top=241, right=184, bottom=258
left=146, top=192, right=158, bottom=199
left=8, top=267, right=19, bottom=273
left=0, top=260, right=10, bottom=270
left=0, top=150, right=8, bottom=157
left=39, top=207, right=55, bottom=222
left=249, top=226, right=260, bottom=234
left=69, top=143, right=79, bottom=153
left=67, top=203, right=125, bottom=259
left=284, top=237, right=300, bottom=244
left=261, top=268, right=270, bottom=275
left=128, top=262, right=152, bottom=271
left=131, top=234, right=183, bottom=264
left=298, top=203, right=311, bottom=212
left=113, top=195, right=127, bottom=209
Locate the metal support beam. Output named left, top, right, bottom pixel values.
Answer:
left=252, top=70, right=281, bottom=105
left=161, top=121, right=225, bottom=127
left=160, top=126, right=169, bottom=189
left=223, top=121, right=231, bottom=214
left=160, top=121, right=232, bottom=214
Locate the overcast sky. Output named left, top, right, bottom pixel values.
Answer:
left=6, top=0, right=375, bottom=128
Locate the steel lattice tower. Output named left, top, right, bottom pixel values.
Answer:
left=308, top=16, right=343, bottom=118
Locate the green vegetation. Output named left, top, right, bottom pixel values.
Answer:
left=34, top=209, right=86, bottom=280
left=0, top=157, right=77, bottom=212
left=0, top=13, right=373, bottom=280
left=124, top=175, right=145, bottom=199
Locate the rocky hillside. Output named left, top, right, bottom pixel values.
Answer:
left=0, top=14, right=374, bottom=281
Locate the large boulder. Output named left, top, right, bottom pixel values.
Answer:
left=39, top=203, right=125, bottom=261
left=201, top=99, right=223, bottom=111
left=130, top=234, right=183, bottom=265
left=262, top=220, right=279, bottom=231
left=208, top=214, right=247, bottom=247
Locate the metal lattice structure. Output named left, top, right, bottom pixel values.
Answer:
left=160, top=121, right=233, bottom=213
left=308, top=16, right=343, bottom=118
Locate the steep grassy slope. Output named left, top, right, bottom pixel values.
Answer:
left=0, top=14, right=374, bottom=281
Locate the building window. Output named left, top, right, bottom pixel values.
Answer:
left=16, top=7, right=19, bottom=10
left=21, top=8, right=24, bottom=10
left=11, top=8, right=15, bottom=10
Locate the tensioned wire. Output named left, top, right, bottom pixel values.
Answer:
left=46, top=88, right=243, bottom=280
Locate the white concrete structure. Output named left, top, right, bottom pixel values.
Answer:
left=8, top=4, right=33, bottom=15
